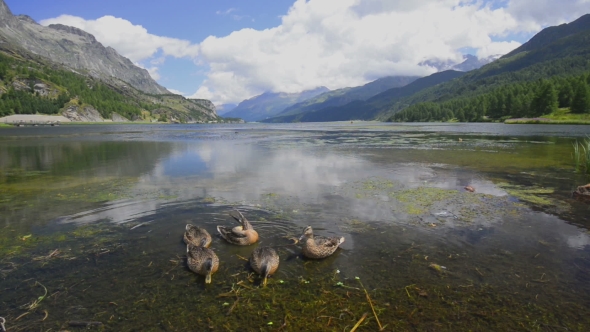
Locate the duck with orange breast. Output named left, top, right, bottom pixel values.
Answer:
left=217, top=210, right=259, bottom=245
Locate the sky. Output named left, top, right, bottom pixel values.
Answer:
left=5, top=0, right=590, bottom=106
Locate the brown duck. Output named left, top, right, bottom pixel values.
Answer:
left=217, top=210, right=259, bottom=245
left=183, top=224, right=212, bottom=247
left=249, top=247, right=280, bottom=287
left=299, top=226, right=345, bottom=259
left=186, top=244, right=219, bottom=284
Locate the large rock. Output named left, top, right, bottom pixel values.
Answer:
left=62, top=105, right=104, bottom=122
left=0, top=0, right=170, bottom=95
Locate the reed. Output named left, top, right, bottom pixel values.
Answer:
left=573, top=137, right=590, bottom=174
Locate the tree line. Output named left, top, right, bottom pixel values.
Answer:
left=0, top=53, right=150, bottom=120
left=391, top=72, right=590, bottom=122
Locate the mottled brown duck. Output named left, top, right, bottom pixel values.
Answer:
left=186, top=244, right=219, bottom=284
left=183, top=224, right=212, bottom=247
left=249, top=246, right=280, bottom=287
left=299, top=226, right=344, bottom=259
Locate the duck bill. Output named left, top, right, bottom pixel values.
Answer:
left=262, top=275, right=268, bottom=287
left=205, top=272, right=212, bottom=284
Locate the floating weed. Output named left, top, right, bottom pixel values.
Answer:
left=497, top=182, right=556, bottom=206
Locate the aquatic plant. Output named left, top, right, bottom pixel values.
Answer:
left=572, top=136, right=590, bottom=174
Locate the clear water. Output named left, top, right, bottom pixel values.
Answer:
left=1, top=122, right=589, bottom=331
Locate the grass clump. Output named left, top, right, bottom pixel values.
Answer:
left=573, top=136, right=590, bottom=174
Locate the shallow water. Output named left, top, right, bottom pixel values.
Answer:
left=1, top=122, right=590, bottom=331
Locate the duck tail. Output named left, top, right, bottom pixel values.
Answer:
left=216, top=226, right=227, bottom=238
left=229, top=210, right=246, bottom=224
left=338, top=237, right=345, bottom=245
left=205, top=258, right=213, bottom=284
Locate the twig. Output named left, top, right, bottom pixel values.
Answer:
left=15, top=312, right=29, bottom=321
left=357, top=278, right=384, bottom=331
left=226, top=298, right=239, bottom=316
left=475, top=267, right=484, bottom=276
left=404, top=284, right=415, bottom=299
left=349, top=313, right=368, bottom=332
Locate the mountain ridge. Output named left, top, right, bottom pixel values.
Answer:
left=0, top=0, right=170, bottom=95
left=223, top=86, right=330, bottom=121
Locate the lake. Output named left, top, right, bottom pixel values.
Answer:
left=1, top=122, right=589, bottom=331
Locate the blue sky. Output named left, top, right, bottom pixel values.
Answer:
left=5, top=0, right=590, bottom=105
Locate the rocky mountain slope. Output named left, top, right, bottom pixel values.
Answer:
left=0, top=0, right=169, bottom=95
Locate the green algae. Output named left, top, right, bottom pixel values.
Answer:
left=394, top=187, right=458, bottom=215
left=497, top=182, right=556, bottom=206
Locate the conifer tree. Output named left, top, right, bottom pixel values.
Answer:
left=571, top=80, right=590, bottom=114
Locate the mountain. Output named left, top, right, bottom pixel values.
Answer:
left=420, top=54, right=501, bottom=72
left=452, top=54, right=502, bottom=72
left=0, top=0, right=169, bottom=95
left=0, top=1, right=218, bottom=123
left=391, top=14, right=590, bottom=122
left=223, top=86, right=330, bottom=122
left=216, top=103, right=238, bottom=116
left=503, top=14, right=590, bottom=58
left=274, top=75, right=419, bottom=118
left=264, top=71, right=464, bottom=123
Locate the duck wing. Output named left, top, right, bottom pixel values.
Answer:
left=314, top=236, right=345, bottom=248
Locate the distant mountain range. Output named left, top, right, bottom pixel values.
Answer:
left=264, top=71, right=465, bottom=123
left=216, top=104, right=238, bottom=116
left=233, top=55, right=498, bottom=123
left=274, top=76, right=420, bottom=118
left=222, top=87, right=330, bottom=122
left=420, top=54, right=502, bottom=72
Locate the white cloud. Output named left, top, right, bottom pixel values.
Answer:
left=39, top=14, right=200, bottom=81
left=476, top=41, right=522, bottom=58
left=216, top=8, right=238, bottom=15
left=39, top=0, right=590, bottom=105
left=189, top=0, right=539, bottom=104
left=167, top=88, right=185, bottom=96
left=506, top=0, right=590, bottom=30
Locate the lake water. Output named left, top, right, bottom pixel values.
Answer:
left=1, top=122, right=590, bottom=331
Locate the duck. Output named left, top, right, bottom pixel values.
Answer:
left=299, top=226, right=345, bottom=259
left=249, top=247, right=280, bottom=287
left=216, top=210, right=259, bottom=245
left=184, top=224, right=212, bottom=247
left=186, top=244, right=219, bottom=284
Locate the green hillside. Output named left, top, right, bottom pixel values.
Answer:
left=0, top=47, right=219, bottom=123
left=389, top=14, right=590, bottom=122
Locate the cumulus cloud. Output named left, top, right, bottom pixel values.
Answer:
left=189, top=0, right=532, bottom=103
left=167, top=88, right=185, bottom=96
left=506, top=0, right=590, bottom=30
left=39, top=0, right=590, bottom=105
left=39, top=15, right=200, bottom=80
